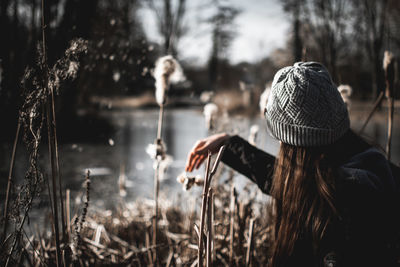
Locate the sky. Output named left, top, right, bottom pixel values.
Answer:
left=139, top=0, right=290, bottom=66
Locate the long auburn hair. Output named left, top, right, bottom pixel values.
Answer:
left=269, top=142, right=339, bottom=266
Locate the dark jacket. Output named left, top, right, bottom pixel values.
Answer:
left=221, top=132, right=400, bottom=266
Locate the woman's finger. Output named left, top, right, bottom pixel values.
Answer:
left=185, top=151, right=195, bottom=168
left=194, top=154, right=206, bottom=170
left=188, top=153, right=201, bottom=172
left=185, top=152, right=196, bottom=172
left=187, top=152, right=201, bottom=172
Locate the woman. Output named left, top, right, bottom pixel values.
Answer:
left=185, top=62, right=400, bottom=266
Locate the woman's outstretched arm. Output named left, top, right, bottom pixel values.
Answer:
left=185, top=133, right=275, bottom=194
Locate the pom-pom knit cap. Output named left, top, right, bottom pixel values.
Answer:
left=264, top=62, right=350, bottom=146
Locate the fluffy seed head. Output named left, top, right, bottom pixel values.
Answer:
left=383, top=50, right=394, bottom=72
left=154, top=55, right=185, bottom=106
left=203, top=103, right=218, bottom=130
left=259, top=85, right=271, bottom=114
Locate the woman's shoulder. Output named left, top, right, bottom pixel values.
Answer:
left=338, top=147, right=400, bottom=194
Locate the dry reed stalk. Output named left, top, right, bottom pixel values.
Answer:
left=2, top=120, right=21, bottom=244
left=22, top=230, right=45, bottom=267
left=198, top=146, right=226, bottom=267
left=211, top=189, right=215, bottom=263
left=237, top=203, right=249, bottom=257
left=383, top=51, right=395, bottom=160
left=166, top=251, right=174, bottom=267
left=209, top=146, right=226, bottom=178
left=50, top=86, right=67, bottom=242
left=45, top=82, right=62, bottom=267
left=187, top=198, right=197, bottom=233
left=229, top=186, right=236, bottom=266
left=206, top=188, right=213, bottom=267
left=35, top=225, right=46, bottom=260
left=146, top=226, right=154, bottom=266
left=41, top=0, right=61, bottom=265
left=198, top=152, right=212, bottom=267
left=359, top=91, right=384, bottom=134
left=153, top=158, right=160, bottom=266
left=72, top=170, right=90, bottom=264
left=245, top=218, right=255, bottom=267
left=387, top=96, right=394, bottom=160
left=152, top=104, right=165, bottom=265
left=66, top=189, right=71, bottom=240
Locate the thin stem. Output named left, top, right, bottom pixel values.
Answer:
left=229, top=186, right=236, bottom=266
left=46, top=98, right=61, bottom=267
left=198, top=145, right=226, bottom=267
left=359, top=91, right=384, bottom=134
left=41, top=0, right=61, bottom=265
left=50, top=87, right=66, bottom=242
left=152, top=102, right=165, bottom=266
left=2, top=120, right=21, bottom=243
left=145, top=226, right=154, bottom=266
left=198, top=152, right=212, bottom=267
left=157, top=105, right=164, bottom=140
left=210, top=145, right=226, bottom=179
left=206, top=188, right=213, bottom=267
left=386, top=96, right=394, bottom=160
left=41, top=0, right=46, bottom=64
left=66, top=189, right=71, bottom=240
left=152, top=158, right=160, bottom=266
left=245, top=218, right=255, bottom=267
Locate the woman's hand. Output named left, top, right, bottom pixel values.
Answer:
left=185, top=133, right=230, bottom=172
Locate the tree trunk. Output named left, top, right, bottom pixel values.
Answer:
left=293, top=11, right=303, bottom=62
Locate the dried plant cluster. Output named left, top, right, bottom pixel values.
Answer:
left=19, top=171, right=274, bottom=266
left=15, top=38, right=87, bottom=214
left=0, top=38, right=88, bottom=266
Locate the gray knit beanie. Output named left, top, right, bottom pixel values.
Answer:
left=264, top=62, right=350, bottom=146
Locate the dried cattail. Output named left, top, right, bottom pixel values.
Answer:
left=153, top=55, right=185, bottom=106
left=176, top=172, right=204, bottom=191
left=248, top=125, right=259, bottom=146
left=239, top=81, right=253, bottom=107
left=81, top=170, right=91, bottom=229
left=383, top=51, right=394, bottom=72
left=337, top=84, right=353, bottom=108
left=67, top=61, right=79, bottom=78
left=203, top=103, right=218, bottom=131
left=72, top=170, right=91, bottom=259
left=157, top=155, right=173, bottom=181
left=259, top=85, right=271, bottom=114
left=118, top=164, right=127, bottom=197
left=146, top=140, right=166, bottom=160
left=200, top=91, right=214, bottom=103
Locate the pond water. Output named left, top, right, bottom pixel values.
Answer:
left=55, top=108, right=280, bottom=210
left=0, top=106, right=399, bottom=221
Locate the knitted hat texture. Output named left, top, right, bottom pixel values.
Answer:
left=264, top=62, right=350, bottom=146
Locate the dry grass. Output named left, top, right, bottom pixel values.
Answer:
left=17, top=170, right=274, bottom=266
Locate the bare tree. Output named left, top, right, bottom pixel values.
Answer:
left=282, top=0, right=306, bottom=62
left=357, top=0, right=389, bottom=99
left=208, top=2, right=240, bottom=90
left=303, top=0, right=349, bottom=82
left=146, top=0, right=187, bottom=55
